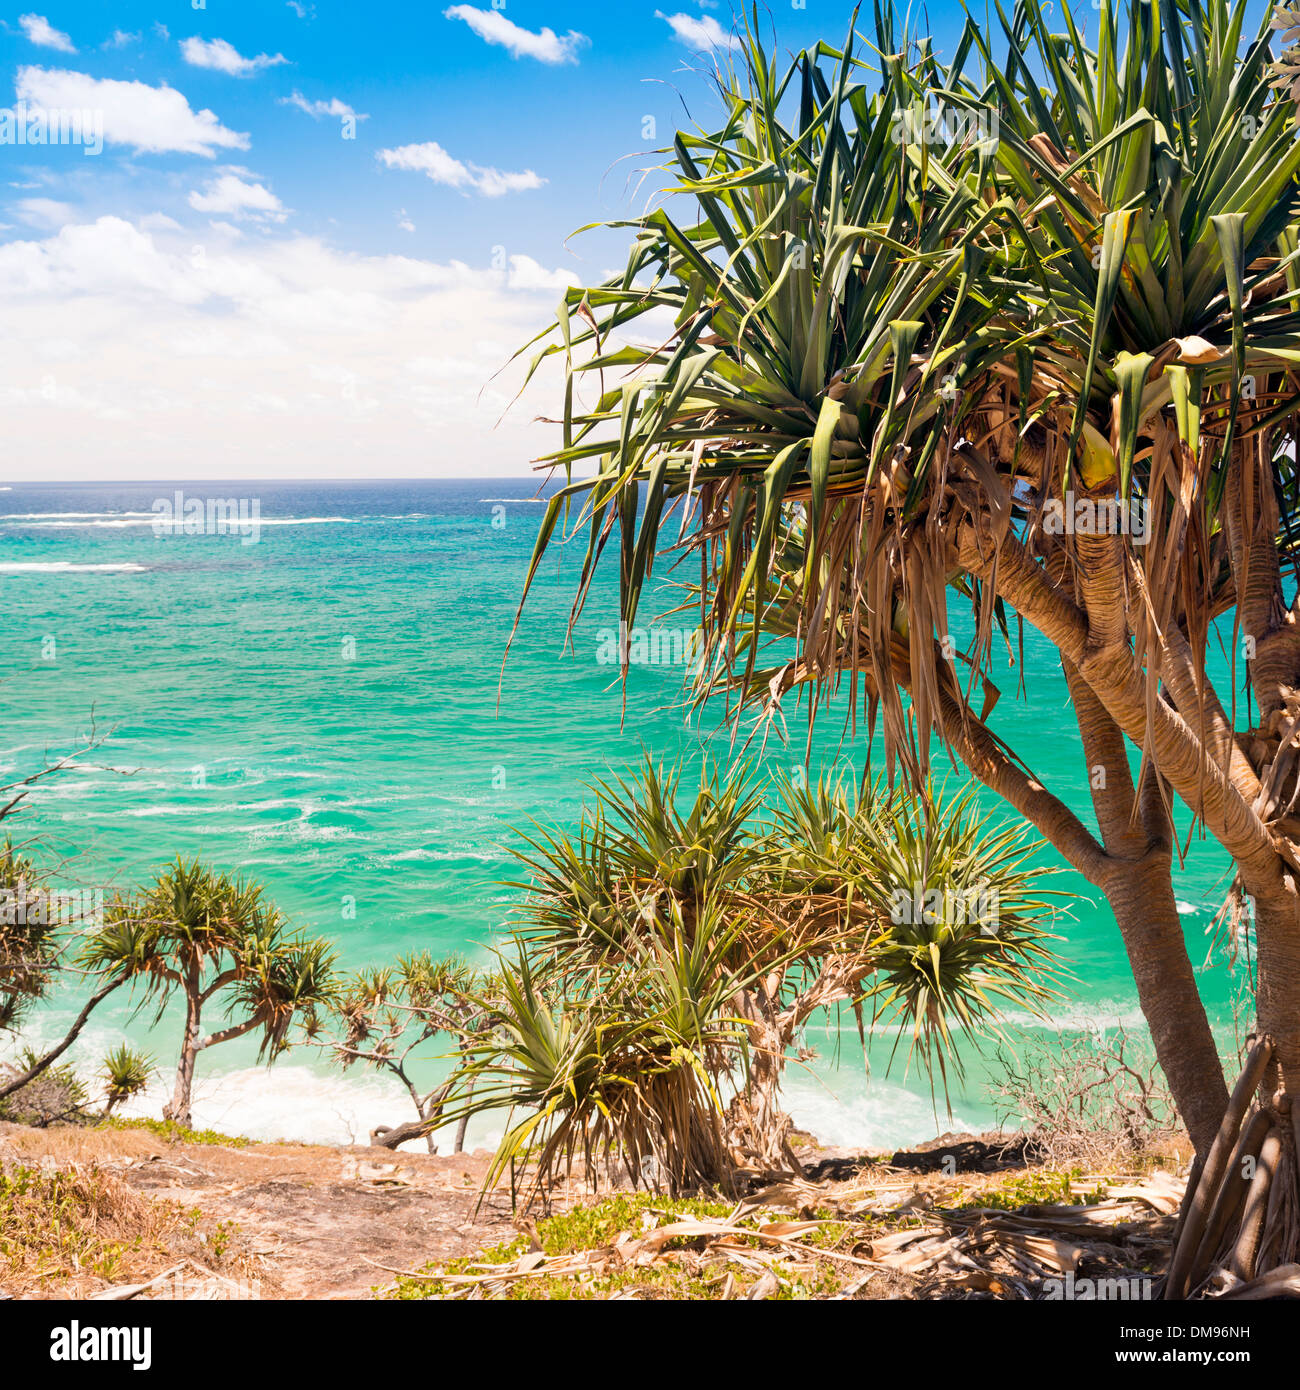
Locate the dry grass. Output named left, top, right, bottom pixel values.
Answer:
left=0, top=1118, right=520, bottom=1299
left=0, top=1132, right=269, bottom=1299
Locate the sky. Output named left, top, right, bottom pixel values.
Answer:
left=0, top=3, right=965, bottom=481
left=0, top=0, right=1279, bottom=1067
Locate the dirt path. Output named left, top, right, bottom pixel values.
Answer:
left=0, top=1123, right=521, bottom=1299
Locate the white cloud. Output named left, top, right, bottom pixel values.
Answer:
left=14, top=197, right=73, bottom=229
left=507, top=253, right=577, bottom=293
left=0, top=217, right=208, bottom=303
left=377, top=141, right=543, bottom=198
left=188, top=171, right=287, bottom=222
left=280, top=91, right=367, bottom=121
left=180, top=36, right=288, bottom=77
left=15, top=67, right=248, bottom=156
left=656, top=10, right=740, bottom=49
left=0, top=215, right=576, bottom=479
left=18, top=13, right=76, bottom=52
left=137, top=212, right=182, bottom=232
left=397, top=211, right=415, bottom=233
left=286, top=1, right=316, bottom=16
left=443, top=5, right=587, bottom=64
left=104, top=29, right=141, bottom=49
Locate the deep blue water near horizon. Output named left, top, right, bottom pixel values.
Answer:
left=0, top=477, right=1241, bottom=1150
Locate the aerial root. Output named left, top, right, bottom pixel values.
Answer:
left=1163, top=1037, right=1300, bottom=1298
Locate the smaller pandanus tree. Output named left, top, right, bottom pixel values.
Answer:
left=100, top=1044, right=154, bottom=1118
left=447, top=760, right=1059, bottom=1203
left=81, top=860, right=336, bottom=1129
left=328, top=952, right=488, bottom=1152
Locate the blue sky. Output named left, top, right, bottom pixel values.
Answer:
left=2, top=3, right=951, bottom=268
left=5, top=3, right=936, bottom=479
left=0, top=1, right=1219, bottom=480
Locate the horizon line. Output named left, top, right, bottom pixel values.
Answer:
left=0, top=474, right=575, bottom=486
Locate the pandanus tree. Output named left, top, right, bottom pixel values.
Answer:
left=99, top=1044, right=154, bottom=1118
left=0, top=728, right=136, bottom=1102
left=0, top=843, right=64, bottom=1037
left=0, top=842, right=127, bottom=1107
left=82, top=860, right=336, bottom=1128
left=330, top=952, right=487, bottom=1151
left=511, top=0, right=1300, bottom=1288
left=452, top=762, right=1057, bottom=1198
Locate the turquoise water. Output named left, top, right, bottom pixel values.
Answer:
left=0, top=479, right=1239, bottom=1148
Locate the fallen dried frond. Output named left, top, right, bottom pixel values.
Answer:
left=386, top=1166, right=1185, bottom=1301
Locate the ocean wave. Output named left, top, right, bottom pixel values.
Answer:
left=478, top=498, right=545, bottom=504
left=9, top=519, right=159, bottom=528
left=1, top=513, right=360, bottom=528
left=144, top=1065, right=508, bottom=1152
left=0, top=510, right=156, bottom=520
left=0, top=561, right=148, bottom=573
left=232, top=797, right=322, bottom=813
left=0, top=1028, right=503, bottom=1151
left=249, top=819, right=360, bottom=845
left=388, top=846, right=498, bottom=863
left=1008, top=1003, right=1150, bottom=1033
left=783, top=1074, right=981, bottom=1148
left=801, top=999, right=1150, bottom=1037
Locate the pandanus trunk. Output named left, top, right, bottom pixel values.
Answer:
left=1101, top=861, right=1228, bottom=1158
left=163, top=987, right=201, bottom=1128
left=1253, top=893, right=1300, bottom=1097
left=728, top=990, right=801, bottom=1173
left=1065, top=661, right=1229, bottom=1159
left=1164, top=1038, right=1300, bottom=1297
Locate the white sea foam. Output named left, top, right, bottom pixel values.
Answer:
left=1000, top=1002, right=1150, bottom=1033
left=0, top=561, right=148, bottom=573
left=116, top=1065, right=508, bottom=1152
left=0, top=511, right=156, bottom=520
left=32, top=1046, right=955, bottom=1153
left=9, top=519, right=159, bottom=529
left=783, top=1074, right=982, bottom=1148
left=2, top=512, right=359, bottom=529
left=389, top=846, right=497, bottom=863
left=801, top=999, right=1149, bottom=1038
left=1177, top=900, right=1200, bottom=915
left=3, top=1025, right=501, bottom=1151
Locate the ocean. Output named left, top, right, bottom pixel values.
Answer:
left=0, top=478, right=1239, bottom=1151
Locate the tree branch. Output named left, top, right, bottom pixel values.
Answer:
left=0, top=974, right=127, bottom=1102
